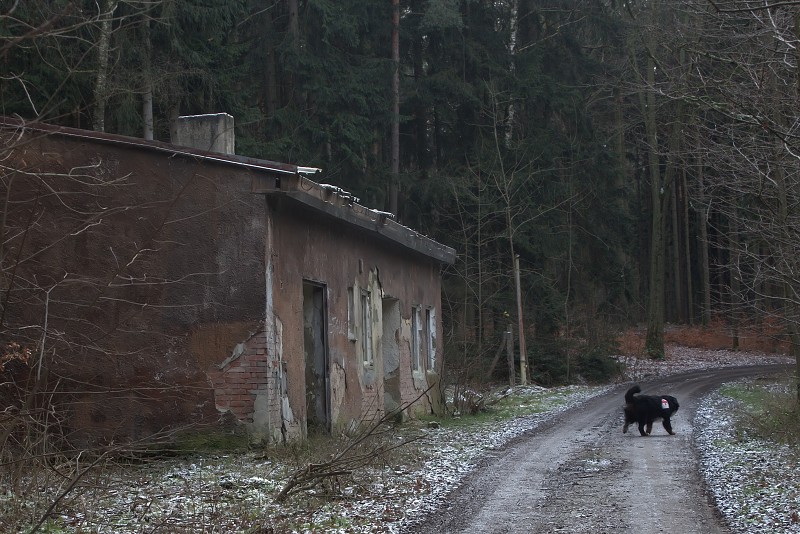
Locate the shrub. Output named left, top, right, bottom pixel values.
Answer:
left=529, top=336, right=624, bottom=385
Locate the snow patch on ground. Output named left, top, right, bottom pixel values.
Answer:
left=696, top=386, right=800, bottom=533
left=616, top=344, right=794, bottom=381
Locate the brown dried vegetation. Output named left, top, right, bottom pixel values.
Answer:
left=617, top=318, right=791, bottom=357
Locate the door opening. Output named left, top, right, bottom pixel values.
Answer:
left=382, top=298, right=401, bottom=416
left=303, top=281, right=330, bottom=434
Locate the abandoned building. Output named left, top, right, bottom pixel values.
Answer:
left=0, top=114, right=456, bottom=445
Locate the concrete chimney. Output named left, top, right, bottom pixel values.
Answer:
left=174, top=113, right=235, bottom=155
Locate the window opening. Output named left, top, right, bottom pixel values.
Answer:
left=412, top=306, right=422, bottom=371
left=361, top=290, right=373, bottom=365
left=426, top=308, right=436, bottom=369
left=347, top=287, right=356, bottom=341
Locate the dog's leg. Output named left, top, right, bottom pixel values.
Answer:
left=662, top=418, right=675, bottom=435
left=645, top=421, right=653, bottom=435
left=623, top=406, right=634, bottom=434
left=638, top=420, right=648, bottom=436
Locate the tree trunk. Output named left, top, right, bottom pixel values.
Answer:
left=513, top=254, right=528, bottom=384
left=141, top=15, right=153, bottom=141
left=288, top=0, right=299, bottom=46
left=263, top=11, right=279, bottom=119
left=506, top=324, right=515, bottom=388
left=389, top=0, right=400, bottom=216
left=92, top=0, right=117, bottom=132
left=670, top=174, right=682, bottom=322
left=168, top=103, right=180, bottom=144
left=642, top=45, right=666, bottom=360
left=729, top=212, right=740, bottom=350
left=697, top=159, right=712, bottom=327
left=142, top=87, right=153, bottom=141
left=793, top=13, right=800, bottom=401
left=505, top=0, right=518, bottom=146
left=287, top=0, right=302, bottom=109
left=681, top=167, right=694, bottom=324
left=412, top=5, right=428, bottom=172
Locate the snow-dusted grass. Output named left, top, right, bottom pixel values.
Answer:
left=696, top=380, right=800, bottom=533
left=2, top=384, right=610, bottom=533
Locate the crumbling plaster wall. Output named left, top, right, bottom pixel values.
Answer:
left=267, top=196, right=445, bottom=437
left=395, top=262, right=445, bottom=419
left=346, top=267, right=386, bottom=429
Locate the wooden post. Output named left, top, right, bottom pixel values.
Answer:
left=486, top=332, right=507, bottom=380
left=514, top=254, right=528, bottom=385
left=506, top=324, right=515, bottom=387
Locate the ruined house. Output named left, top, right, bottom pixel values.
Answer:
left=0, top=115, right=456, bottom=445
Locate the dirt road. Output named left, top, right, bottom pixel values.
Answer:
left=410, top=364, right=792, bottom=534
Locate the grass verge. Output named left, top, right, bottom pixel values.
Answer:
left=719, top=378, right=800, bottom=446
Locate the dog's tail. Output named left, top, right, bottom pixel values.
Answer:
left=625, top=385, right=641, bottom=404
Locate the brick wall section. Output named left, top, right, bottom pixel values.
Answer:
left=207, top=332, right=269, bottom=423
left=360, top=385, right=383, bottom=427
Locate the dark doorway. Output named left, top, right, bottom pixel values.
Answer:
left=303, top=281, right=329, bottom=434
left=382, top=298, right=401, bottom=415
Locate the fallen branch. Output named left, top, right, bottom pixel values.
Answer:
left=274, top=385, right=433, bottom=503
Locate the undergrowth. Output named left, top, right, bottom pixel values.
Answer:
left=719, top=379, right=800, bottom=447
left=437, top=384, right=604, bottom=428
left=616, top=317, right=792, bottom=356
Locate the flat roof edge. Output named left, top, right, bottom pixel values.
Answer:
left=0, top=116, right=300, bottom=176
left=282, top=191, right=456, bottom=265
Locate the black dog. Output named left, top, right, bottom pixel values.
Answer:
left=622, top=385, right=679, bottom=436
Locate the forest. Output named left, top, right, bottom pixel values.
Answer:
left=3, top=0, right=800, bottom=386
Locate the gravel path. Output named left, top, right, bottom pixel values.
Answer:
left=407, top=363, right=794, bottom=533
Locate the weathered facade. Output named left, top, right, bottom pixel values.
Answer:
left=0, top=116, right=455, bottom=445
